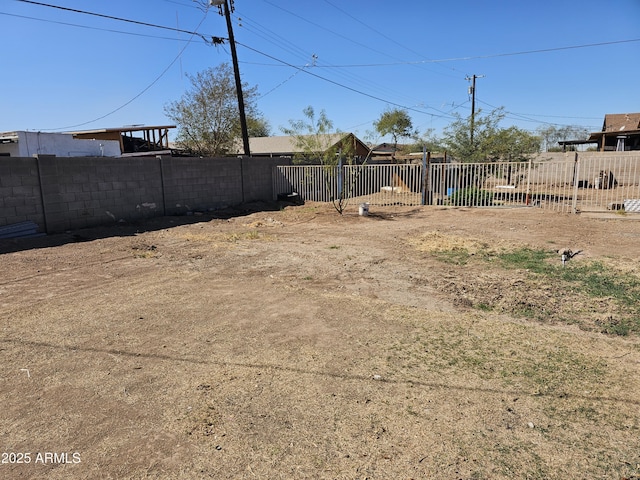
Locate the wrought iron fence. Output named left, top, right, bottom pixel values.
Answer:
left=273, top=154, right=640, bottom=213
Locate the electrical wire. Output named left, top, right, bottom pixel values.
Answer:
left=314, top=38, right=640, bottom=67
left=0, top=11, right=194, bottom=42
left=261, top=0, right=400, bottom=66
left=15, top=0, right=636, bottom=67
left=12, top=0, right=624, bottom=132
left=15, top=0, right=210, bottom=42
left=9, top=0, right=443, bottom=118
left=234, top=8, right=449, bottom=115
left=476, top=99, right=599, bottom=130
left=38, top=11, right=210, bottom=131
left=235, top=40, right=454, bottom=121
left=321, top=0, right=461, bottom=78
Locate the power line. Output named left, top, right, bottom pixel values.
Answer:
left=313, top=38, right=640, bottom=67
left=15, top=0, right=610, bottom=132
left=160, top=0, right=200, bottom=9
left=11, top=0, right=448, bottom=118
left=321, top=0, right=460, bottom=78
left=16, top=0, right=633, bottom=71
left=235, top=7, right=453, bottom=116
left=14, top=0, right=210, bottom=42
left=38, top=10, right=210, bottom=131
left=235, top=40, right=454, bottom=121
left=0, top=11, right=194, bottom=42
left=261, top=0, right=401, bottom=66
left=248, top=2, right=440, bottom=107
left=476, top=99, right=599, bottom=130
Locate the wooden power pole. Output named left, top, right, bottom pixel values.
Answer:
left=466, top=74, right=484, bottom=147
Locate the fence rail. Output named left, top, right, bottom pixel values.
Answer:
left=273, top=154, right=640, bottom=213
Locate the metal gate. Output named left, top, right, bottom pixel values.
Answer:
left=273, top=153, right=640, bottom=213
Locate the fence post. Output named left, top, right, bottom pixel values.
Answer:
left=525, top=156, right=532, bottom=205
left=158, top=155, right=167, bottom=216
left=337, top=153, right=343, bottom=202
left=440, top=151, right=447, bottom=205
left=421, top=148, right=431, bottom=205
left=34, top=154, right=50, bottom=234
left=571, top=152, right=580, bottom=214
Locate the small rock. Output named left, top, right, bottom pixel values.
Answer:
left=372, top=374, right=382, bottom=381
left=527, top=422, right=535, bottom=429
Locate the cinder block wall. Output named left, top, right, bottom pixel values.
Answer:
left=161, top=157, right=243, bottom=215
left=0, top=157, right=45, bottom=228
left=242, top=156, right=287, bottom=202
left=36, top=156, right=164, bottom=232
left=0, top=155, right=289, bottom=234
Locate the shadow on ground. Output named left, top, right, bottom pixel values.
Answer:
left=0, top=200, right=291, bottom=255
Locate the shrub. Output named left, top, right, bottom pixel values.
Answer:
left=449, top=187, right=494, bottom=206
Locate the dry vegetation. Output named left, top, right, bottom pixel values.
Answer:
left=1, top=202, right=639, bottom=479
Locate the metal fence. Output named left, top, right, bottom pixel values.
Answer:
left=273, top=153, right=640, bottom=213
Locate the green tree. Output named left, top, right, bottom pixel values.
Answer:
left=536, top=124, right=590, bottom=152
left=280, top=106, right=357, bottom=166
left=442, top=108, right=540, bottom=162
left=247, top=116, right=271, bottom=138
left=373, top=108, right=417, bottom=161
left=281, top=106, right=370, bottom=214
left=164, top=63, right=268, bottom=156
left=406, top=128, right=443, bottom=154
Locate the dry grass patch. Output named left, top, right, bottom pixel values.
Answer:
left=409, top=231, right=640, bottom=335
left=384, top=306, right=640, bottom=479
left=171, top=229, right=272, bottom=245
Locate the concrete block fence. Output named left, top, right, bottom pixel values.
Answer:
left=0, top=155, right=289, bottom=234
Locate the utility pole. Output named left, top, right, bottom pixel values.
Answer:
left=211, top=0, right=250, bottom=156
left=466, top=74, right=484, bottom=147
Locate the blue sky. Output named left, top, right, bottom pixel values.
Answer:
left=2, top=0, right=639, bottom=143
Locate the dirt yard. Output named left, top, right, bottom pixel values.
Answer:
left=1, top=202, right=639, bottom=479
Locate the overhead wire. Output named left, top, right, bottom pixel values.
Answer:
left=235, top=14, right=312, bottom=66
left=321, top=0, right=461, bottom=78
left=261, top=0, right=404, bottom=66
left=254, top=0, right=463, bottom=111
left=0, top=11, right=194, bottom=42
left=160, top=0, right=200, bottom=9
left=38, top=9, right=211, bottom=130
left=2, top=0, right=470, bottom=124
left=306, top=38, right=640, bottom=68
left=15, top=0, right=210, bottom=41
left=235, top=40, right=453, bottom=120
left=11, top=0, right=628, bottom=131
left=235, top=6, right=451, bottom=117
left=476, top=99, right=599, bottom=130
left=251, top=1, right=453, bottom=112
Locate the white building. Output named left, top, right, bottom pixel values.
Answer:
left=0, top=131, right=121, bottom=157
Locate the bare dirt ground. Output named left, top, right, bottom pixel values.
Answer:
left=1, top=202, right=640, bottom=479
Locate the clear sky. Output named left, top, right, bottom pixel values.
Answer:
left=2, top=0, right=639, bottom=144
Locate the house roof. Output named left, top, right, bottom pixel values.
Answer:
left=588, top=113, right=640, bottom=142
left=601, top=113, right=640, bottom=133
left=371, top=142, right=409, bottom=155
left=243, top=135, right=308, bottom=155
left=236, top=133, right=369, bottom=156
left=0, top=132, right=19, bottom=143
left=66, top=125, right=176, bottom=135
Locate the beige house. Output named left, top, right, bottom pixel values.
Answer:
left=587, top=113, right=640, bottom=151
left=234, top=133, right=371, bottom=162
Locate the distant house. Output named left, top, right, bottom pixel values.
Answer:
left=69, top=125, right=176, bottom=156
left=370, top=142, right=414, bottom=162
left=236, top=133, right=370, bottom=162
left=0, top=125, right=177, bottom=158
left=587, top=113, right=640, bottom=151
left=0, top=131, right=121, bottom=157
